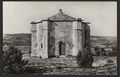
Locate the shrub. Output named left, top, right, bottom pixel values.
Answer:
left=66, top=55, right=73, bottom=58
left=23, top=66, right=47, bottom=73
left=55, top=65, right=63, bottom=70
left=106, top=51, right=117, bottom=56
left=3, top=46, right=28, bottom=74
left=94, top=46, right=100, bottom=56
left=49, top=55, right=56, bottom=58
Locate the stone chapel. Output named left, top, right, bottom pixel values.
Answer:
left=31, top=9, right=91, bottom=58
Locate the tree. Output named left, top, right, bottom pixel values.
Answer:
left=100, top=48, right=106, bottom=56
left=76, top=48, right=93, bottom=68
left=3, top=46, right=28, bottom=74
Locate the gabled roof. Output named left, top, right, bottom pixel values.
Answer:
left=48, top=9, right=76, bottom=21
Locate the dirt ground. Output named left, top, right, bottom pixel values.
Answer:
left=27, top=56, right=117, bottom=75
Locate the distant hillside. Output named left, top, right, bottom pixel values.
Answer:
left=3, top=33, right=117, bottom=47
left=3, top=33, right=31, bottom=46
left=90, top=35, right=117, bottom=48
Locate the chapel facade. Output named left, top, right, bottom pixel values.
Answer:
left=31, top=9, right=90, bottom=58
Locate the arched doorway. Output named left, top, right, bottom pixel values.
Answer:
left=59, top=41, right=66, bottom=55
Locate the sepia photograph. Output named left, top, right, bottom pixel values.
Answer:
left=3, top=1, right=117, bottom=75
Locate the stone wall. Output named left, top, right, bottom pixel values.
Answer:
left=48, top=21, right=55, bottom=57
left=81, top=22, right=91, bottom=58
left=54, top=21, right=73, bottom=56
left=72, top=20, right=83, bottom=56
left=72, top=21, right=78, bottom=56
left=31, top=23, right=37, bottom=56
left=84, top=23, right=90, bottom=49
left=76, top=21, right=83, bottom=53
left=37, top=23, right=42, bottom=57
left=37, top=21, right=48, bottom=58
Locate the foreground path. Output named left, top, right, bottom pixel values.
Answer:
left=27, top=56, right=117, bottom=75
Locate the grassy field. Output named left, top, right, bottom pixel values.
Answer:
left=27, top=56, right=117, bottom=75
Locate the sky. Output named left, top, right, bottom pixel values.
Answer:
left=3, top=2, right=117, bottom=36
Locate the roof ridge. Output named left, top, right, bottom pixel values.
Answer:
left=48, top=9, right=75, bottom=21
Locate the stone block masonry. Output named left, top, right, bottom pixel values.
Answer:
left=31, top=9, right=91, bottom=59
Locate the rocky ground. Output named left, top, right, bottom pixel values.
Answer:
left=27, top=56, right=117, bottom=75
